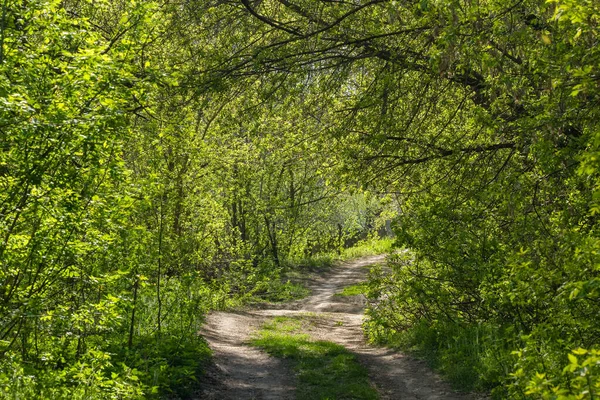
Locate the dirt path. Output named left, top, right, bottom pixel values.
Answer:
left=198, top=255, right=483, bottom=399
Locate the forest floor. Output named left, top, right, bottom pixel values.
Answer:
left=198, top=255, right=485, bottom=400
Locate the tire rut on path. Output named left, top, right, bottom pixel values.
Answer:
left=198, top=255, right=484, bottom=399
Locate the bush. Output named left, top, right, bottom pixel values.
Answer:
left=0, top=351, right=145, bottom=400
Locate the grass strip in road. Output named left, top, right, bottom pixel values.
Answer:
left=250, top=316, right=379, bottom=400
left=334, top=282, right=368, bottom=297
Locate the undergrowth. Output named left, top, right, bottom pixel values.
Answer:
left=363, top=319, right=505, bottom=394
left=0, top=240, right=390, bottom=399
left=341, top=237, right=394, bottom=260
left=284, top=237, right=393, bottom=273
left=363, top=254, right=600, bottom=399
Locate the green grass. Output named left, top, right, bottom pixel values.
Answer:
left=363, top=318, right=504, bottom=394
left=341, top=237, right=394, bottom=260
left=251, top=316, right=379, bottom=400
left=283, top=254, right=338, bottom=273
left=240, top=237, right=392, bottom=312
left=335, top=282, right=368, bottom=297
left=249, top=279, right=311, bottom=303
left=285, top=237, right=393, bottom=274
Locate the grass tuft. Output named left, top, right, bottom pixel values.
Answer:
left=335, top=282, right=368, bottom=297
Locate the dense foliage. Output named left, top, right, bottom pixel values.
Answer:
left=0, top=0, right=392, bottom=397
left=0, top=0, right=599, bottom=398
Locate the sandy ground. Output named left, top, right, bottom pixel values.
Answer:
left=198, top=255, right=484, bottom=400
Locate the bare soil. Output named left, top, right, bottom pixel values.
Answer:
left=198, top=255, right=485, bottom=399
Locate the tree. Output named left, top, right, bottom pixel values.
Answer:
left=206, top=0, right=600, bottom=396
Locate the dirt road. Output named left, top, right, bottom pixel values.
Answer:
left=198, top=255, right=482, bottom=399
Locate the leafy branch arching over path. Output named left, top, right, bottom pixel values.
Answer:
left=199, top=256, right=483, bottom=399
